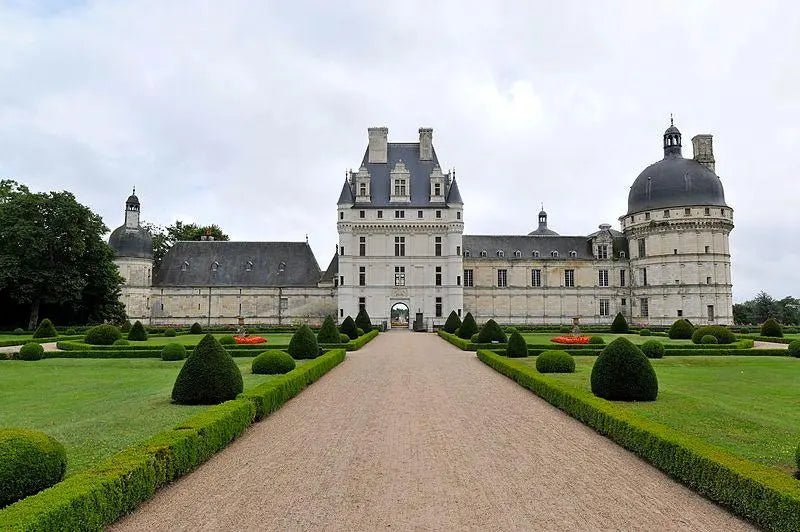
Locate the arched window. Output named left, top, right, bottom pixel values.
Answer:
left=532, top=250, right=540, bottom=258
left=569, top=250, right=577, bottom=258
left=480, top=250, right=487, bottom=258
left=278, top=261, right=286, bottom=273
left=497, top=250, right=504, bottom=258
left=211, top=261, right=219, bottom=272
left=246, top=260, right=254, bottom=272
left=551, top=251, right=559, bottom=258
left=181, top=261, right=189, bottom=272
left=464, top=249, right=470, bottom=257
left=619, top=251, right=626, bottom=259
left=514, top=249, right=521, bottom=258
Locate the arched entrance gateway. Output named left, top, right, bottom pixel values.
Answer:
left=390, top=302, right=410, bottom=329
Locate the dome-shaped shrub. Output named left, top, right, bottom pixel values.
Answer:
left=339, top=316, right=358, bottom=340
left=356, top=327, right=364, bottom=337
left=668, top=319, right=695, bottom=340
left=639, top=328, right=652, bottom=337
left=163, top=327, right=176, bottom=337
left=536, top=350, right=575, bottom=373
left=18, top=342, right=44, bottom=361
left=701, top=334, right=718, bottom=345
left=218, top=335, right=235, bottom=345
left=610, top=312, right=629, bottom=333
left=13, top=327, right=25, bottom=335
left=355, top=307, right=373, bottom=333
left=252, top=350, right=296, bottom=374
left=339, top=333, right=350, bottom=344
left=189, top=322, right=203, bottom=334
left=120, top=321, right=132, bottom=333
left=761, top=318, right=783, bottom=338
left=161, top=343, right=186, bottom=361
left=443, top=311, right=461, bottom=334
left=477, top=319, right=507, bottom=343
left=506, top=331, right=528, bottom=358
left=788, top=340, right=800, bottom=358
left=457, top=312, right=479, bottom=339
left=127, top=320, right=148, bottom=341
left=32, top=319, right=57, bottom=339
left=84, top=324, right=122, bottom=345
left=691, top=325, right=736, bottom=345
left=113, top=339, right=130, bottom=346
left=64, top=328, right=77, bottom=335
left=0, top=429, right=66, bottom=507
left=288, top=324, right=319, bottom=359
left=171, top=334, right=243, bottom=404
left=317, top=316, right=341, bottom=343
left=470, top=333, right=480, bottom=343
left=591, top=337, right=658, bottom=401
left=640, top=340, right=665, bottom=359
left=588, top=336, right=605, bottom=345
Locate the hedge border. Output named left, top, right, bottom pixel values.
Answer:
left=0, top=348, right=346, bottom=530
left=739, top=336, right=793, bottom=345
left=0, top=335, right=83, bottom=348
left=477, top=349, right=800, bottom=531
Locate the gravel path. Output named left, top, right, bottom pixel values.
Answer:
left=110, top=331, right=752, bottom=531
left=0, top=342, right=59, bottom=354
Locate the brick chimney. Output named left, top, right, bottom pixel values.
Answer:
left=419, top=127, right=433, bottom=160
left=368, top=127, right=388, bottom=163
left=692, top=134, right=715, bottom=173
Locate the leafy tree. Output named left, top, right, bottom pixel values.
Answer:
left=733, top=292, right=799, bottom=325
left=143, top=221, right=229, bottom=273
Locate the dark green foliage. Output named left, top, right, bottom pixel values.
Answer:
left=189, top=322, right=203, bottom=334
left=536, top=350, right=575, bottom=373
left=288, top=324, right=319, bottom=359
left=127, top=320, right=148, bottom=341
left=457, top=312, right=479, bottom=339
left=251, top=350, right=296, bottom=374
left=12, top=328, right=25, bottom=334
left=355, top=307, right=372, bottom=333
left=356, top=327, right=364, bottom=337
left=559, top=325, right=571, bottom=333
left=218, top=335, right=235, bottom=345
left=443, top=311, right=461, bottom=333
left=171, top=334, right=243, bottom=404
left=161, top=343, right=186, bottom=361
left=477, top=319, right=507, bottom=343
left=668, top=319, right=695, bottom=339
left=589, top=336, right=605, bottom=345
left=64, top=328, right=77, bottom=335
left=639, top=328, right=652, bottom=336
left=113, top=339, right=130, bottom=346
left=32, top=319, right=57, bottom=339
left=145, top=220, right=230, bottom=274
left=120, top=321, right=132, bottom=333
left=691, top=325, right=736, bottom=345
left=591, top=337, right=658, bottom=401
left=339, top=316, right=358, bottom=340
left=788, top=340, right=800, bottom=358
left=18, top=342, right=44, bottom=361
left=163, top=328, right=176, bottom=337
left=761, top=318, right=783, bottom=338
left=506, top=331, right=528, bottom=357
left=796, top=443, right=800, bottom=476
left=470, top=333, right=480, bottom=343
left=339, top=333, right=350, bottom=344
left=84, top=324, right=122, bottom=345
left=0, top=428, right=66, bottom=507
left=640, top=340, right=665, bottom=359
left=317, top=316, right=341, bottom=343
left=610, top=312, right=629, bottom=333
left=701, top=335, right=718, bottom=345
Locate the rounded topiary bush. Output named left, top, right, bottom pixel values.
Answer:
left=610, top=312, right=629, bottom=333
left=163, top=327, right=176, bottom=337
left=668, top=319, right=695, bottom=340
left=355, top=307, right=373, bottom=333
left=288, top=324, right=319, bottom=359
left=536, top=350, right=575, bottom=373
left=457, top=312, right=479, bottom=339
left=638, top=328, right=652, bottom=337
left=161, top=343, right=186, bottom=361
left=18, top=342, right=44, bottom=361
left=120, top=321, right=132, bottom=333
left=189, top=322, right=203, bottom=334
left=252, top=350, right=296, bottom=374
left=84, top=324, right=122, bottom=346
left=127, top=320, right=148, bottom=341
left=64, top=328, right=77, bottom=336
left=32, top=318, right=57, bottom=339
left=443, top=311, right=462, bottom=334
left=13, top=327, right=25, bottom=335
left=761, top=318, right=783, bottom=338
left=470, top=333, right=480, bottom=343
left=506, top=331, right=528, bottom=358
left=588, top=336, right=605, bottom=345
left=113, top=339, right=130, bottom=346
left=691, top=325, right=736, bottom=345
left=590, top=337, right=658, bottom=401
left=317, top=316, right=341, bottom=343
left=701, top=334, right=718, bottom=345
left=339, top=316, right=358, bottom=340
left=0, top=429, right=66, bottom=507
left=171, top=334, right=242, bottom=404
left=788, top=340, right=800, bottom=358
left=218, top=335, right=235, bottom=346
left=477, top=319, right=507, bottom=343
left=356, top=327, right=365, bottom=337
left=640, top=339, right=665, bottom=359
left=339, top=333, right=350, bottom=344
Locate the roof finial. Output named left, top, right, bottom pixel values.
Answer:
left=670, top=113, right=673, bottom=126
left=305, top=233, right=309, bottom=243
left=132, top=185, right=136, bottom=195
left=541, top=202, right=544, bottom=211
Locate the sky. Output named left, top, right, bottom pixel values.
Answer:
left=0, top=0, right=798, bottom=301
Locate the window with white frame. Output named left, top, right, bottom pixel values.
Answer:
left=435, top=266, right=442, bottom=286
left=640, top=298, right=649, bottom=317
left=531, top=268, right=541, bottom=287
left=394, top=236, right=406, bottom=256
left=564, top=269, right=575, bottom=287
left=359, top=266, right=366, bottom=286
left=435, top=236, right=442, bottom=257
left=533, top=250, right=540, bottom=258
left=464, top=269, right=474, bottom=287
left=497, top=269, right=507, bottom=287
left=597, top=245, right=608, bottom=259
left=497, top=250, right=504, bottom=258
left=514, top=249, right=521, bottom=258
left=480, top=250, right=487, bottom=257
left=394, top=266, right=405, bottom=286
left=598, top=269, right=609, bottom=287
left=359, top=236, right=366, bottom=256
left=599, top=299, right=610, bottom=316
left=394, top=179, right=407, bottom=196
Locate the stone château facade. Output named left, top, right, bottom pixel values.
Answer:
left=110, top=120, right=734, bottom=328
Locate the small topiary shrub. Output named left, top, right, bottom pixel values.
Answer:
left=0, top=429, right=67, bottom=507
left=701, top=334, right=718, bottom=345
left=317, top=316, right=341, bottom=343
left=588, top=336, right=605, bottom=345
left=355, top=307, right=373, bottom=333
left=591, top=337, right=658, bottom=401
left=161, top=343, right=186, bottom=361
left=171, top=335, right=242, bottom=404
left=189, top=322, right=203, bottom=334
left=113, top=339, right=130, bottom=346
left=120, top=321, right=132, bottom=332
left=536, top=350, right=575, bottom=373
left=610, top=312, right=629, bottom=333
left=668, top=319, right=695, bottom=339
left=477, top=319, right=507, bottom=343
left=639, top=328, right=652, bottom=337
left=339, top=333, right=350, bottom=344
left=760, top=318, right=783, bottom=338
left=506, top=331, right=528, bottom=357
left=691, top=325, right=735, bottom=345
left=470, top=333, right=480, bottom=343
left=13, top=327, right=25, bottom=335
left=288, top=324, right=319, bottom=359
left=84, top=324, right=122, bottom=345
left=127, top=320, right=148, bottom=341
left=340, top=316, right=358, bottom=340
left=18, top=342, right=44, bottom=361
left=640, top=339, right=665, bottom=359
left=32, top=318, right=57, bottom=339
left=356, top=327, right=365, bottom=337
left=163, top=327, right=176, bottom=337
left=788, top=340, right=800, bottom=358
left=64, top=328, right=77, bottom=335
left=218, top=335, right=235, bottom=345
left=443, top=311, right=462, bottom=334
left=457, top=312, right=479, bottom=339
left=252, top=350, right=296, bottom=374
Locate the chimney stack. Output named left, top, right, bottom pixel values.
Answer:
left=419, top=127, right=433, bottom=160
left=691, top=134, right=715, bottom=173
left=367, top=127, right=388, bottom=163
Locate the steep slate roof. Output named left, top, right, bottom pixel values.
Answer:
left=337, top=178, right=354, bottom=204
left=446, top=177, right=463, bottom=204
left=153, top=241, right=321, bottom=287
left=319, top=253, right=338, bottom=284
left=463, top=235, right=595, bottom=259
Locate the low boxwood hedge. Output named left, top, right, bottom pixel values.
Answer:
left=789, top=341, right=800, bottom=358
left=0, top=429, right=66, bottom=508
left=18, top=343, right=44, bottom=361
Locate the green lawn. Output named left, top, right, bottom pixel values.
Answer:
left=519, top=355, right=800, bottom=472
left=520, top=332, right=693, bottom=345
left=70, top=333, right=295, bottom=348
left=0, top=357, right=299, bottom=475
left=0, top=334, right=32, bottom=341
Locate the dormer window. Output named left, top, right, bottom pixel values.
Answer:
left=514, top=250, right=521, bottom=258
left=359, top=183, right=367, bottom=196
left=181, top=261, right=189, bottom=272
left=569, top=250, right=577, bottom=258
left=497, top=250, right=504, bottom=258
left=211, top=261, right=219, bottom=272
left=464, top=250, right=470, bottom=257
left=551, top=251, right=559, bottom=258
left=246, top=260, right=254, bottom=272
left=354, top=165, right=371, bottom=203
left=620, top=251, right=626, bottom=259
left=278, top=261, right=286, bottom=273
left=434, top=183, right=441, bottom=196
left=532, top=251, right=540, bottom=258
left=394, top=179, right=407, bottom=196
left=390, top=160, right=411, bottom=203
left=480, top=250, right=487, bottom=258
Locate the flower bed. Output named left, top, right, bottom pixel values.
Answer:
left=234, top=336, right=267, bottom=345
left=550, top=336, right=590, bottom=345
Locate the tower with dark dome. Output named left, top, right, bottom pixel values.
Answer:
left=621, top=120, right=734, bottom=326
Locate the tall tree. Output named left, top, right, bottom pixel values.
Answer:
left=144, top=221, right=229, bottom=273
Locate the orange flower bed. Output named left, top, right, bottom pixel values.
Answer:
left=234, top=336, right=267, bottom=345
left=550, top=336, right=591, bottom=345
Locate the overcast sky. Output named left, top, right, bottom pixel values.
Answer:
left=0, top=1, right=798, bottom=301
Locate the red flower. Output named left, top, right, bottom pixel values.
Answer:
left=234, top=336, right=267, bottom=345
left=551, top=336, right=590, bottom=345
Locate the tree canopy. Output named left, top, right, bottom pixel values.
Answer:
left=733, top=291, right=799, bottom=325
left=143, top=221, right=229, bottom=272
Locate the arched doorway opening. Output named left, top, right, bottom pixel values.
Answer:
left=390, top=302, right=410, bottom=329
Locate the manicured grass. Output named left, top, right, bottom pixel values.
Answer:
left=519, top=355, right=800, bottom=471
left=0, top=334, right=32, bottom=341
left=520, top=332, right=693, bottom=345
left=0, top=357, right=301, bottom=476
left=72, top=333, right=295, bottom=348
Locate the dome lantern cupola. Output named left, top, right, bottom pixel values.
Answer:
left=109, top=187, right=153, bottom=259
left=663, top=115, right=682, bottom=157
left=528, top=204, right=559, bottom=236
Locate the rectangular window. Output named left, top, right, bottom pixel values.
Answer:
left=456, top=245, right=461, bottom=256
left=339, top=275, right=344, bottom=286
left=564, top=269, right=575, bottom=287
left=706, top=276, right=712, bottom=284
left=436, top=210, right=442, bottom=219
left=677, top=309, right=683, bottom=317
left=340, top=246, right=345, bottom=256
left=457, top=211, right=462, bottom=220
left=394, top=179, right=407, bottom=196
left=464, top=269, right=474, bottom=287
left=435, top=236, right=442, bottom=257
left=394, top=236, right=406, bottom=257
left=359, top=297, right=366, bottom=312
left=640, top=298, right=649, bottom=317
left=359, top=183, right=366, bottom=196
left=434, top=183, right=441, bottom=196
left=395, top=210, right=405, bottom=219
left=359, top=210, right=365, bottom=219
left=637, top=238, right=646, bottom=258
left=457, top=275, right=461, bottom=286
left=359, top=266, right=366, bottom=286
left=418, top=210, right=423, bottom=218
left=340, top=308, right=344, bottom=317
left=359, top=236, right=366, bottom=256
left=705, top=245, right=710, bottom=253
left=704, top=207, right=711, bottom=216
left=497, top=269, right=507, bottom=287
left=599, top=299, right=610, bottom=316
left=707, top=305, right=715, bottom=321
left=645, top=212, right=650, bottom=220
left=664, top=209, right=670, bottom=218
left=435, top=297, right=442, bottom=318
left=621, top=298, right=627, bottom=306
left=394, top=266, right=406, bottom=286
left=597, top=245, right=608, bottom=259
left=377, top=210, right=383, bottom=219
left=280, top=297, right=288, bottom=310
left=531, top=268, right=541, bottom=287
left=339, top=212, right=343, bottom=220
left=620, top=269, right=626, bottom=287
left=674, top=248, right=678, bottom=255
left=638, top=267, right=648, bottom=286
left=598, top=269, right=609, bottom=287
left=435, top=266, right=442, bottom=286
left=685, top=207, right=691, bottom=216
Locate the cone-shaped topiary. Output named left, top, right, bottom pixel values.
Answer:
left=668, top=318, right=694, bottom=339
left=127, top=320, right=148, bottom=341
left=536, top=350, right=575, bottom=373
left=85, top=324, right=122, bottom=345
left=0, top=428, right=66, bottom=507
left=340, top=316, right=358, bottom=340
left=18, top=342, right=44, bottom=361
left=252, top=350, right=296, bottom=374
left=443, top=311, right=462, bottom=334
left=506, top=331, right=528, bottom=357
left=355, top=308, right=373, bottom=333
left=457, top=312, right=479, bottom=339
left=789, top=340, right=800, bottom=358
left=288, top=324, right=320, bottom=359
left=591, top=337, right=658, bottom=401
left=189, top=322, right=203, bottom=334
left=32, top=319, right=57, bottom=339
left=477, top=319, right=507, bottom=343
left=317, top=316, right=341, bottom=343
left=640, top=339, right=665, bottom=359
left=610, top=312, right=629, bottom=333
left=171, top=334, right=243, bottom=404
left=761, top=318, right=783, bottom=338
left=161, top=343, right=186, bottom=361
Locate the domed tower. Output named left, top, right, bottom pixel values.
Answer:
left=108, top=189, right=153, bottom=321
left=621, top=120, right=734, bottom=326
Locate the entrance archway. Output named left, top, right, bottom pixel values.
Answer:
left=390, top=302, right=410, bottom=329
